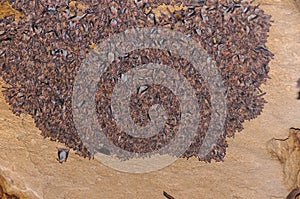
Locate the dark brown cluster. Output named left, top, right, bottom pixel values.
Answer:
left=0, top=0, right=273, bottom=162
left=92, top=48, right=213, bottom=159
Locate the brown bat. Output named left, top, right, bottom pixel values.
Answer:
left=163, top=191, right=175, bottom=199
left=286, top=187, right=300, bottom=199
left=57, top=148, right=70, bottom=163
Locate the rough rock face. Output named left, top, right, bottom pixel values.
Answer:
left=267, top=128, right=300, bottom=190
left=0, top=183, right=20, bottom=199
left=0, top=0, right=299, bottom=199
left=295, top=0, right=300, bottom=10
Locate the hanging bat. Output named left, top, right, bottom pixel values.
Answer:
left=57, top=147, right=70, bottom=163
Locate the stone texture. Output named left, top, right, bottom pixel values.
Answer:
left=267, top=128, right=300, bottom=191
left=0, top=0, right=299, bottom=198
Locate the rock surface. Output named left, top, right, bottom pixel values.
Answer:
left=0, top=0, right=299, bottom=198
left=267, top=128, right=300, bottom=191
